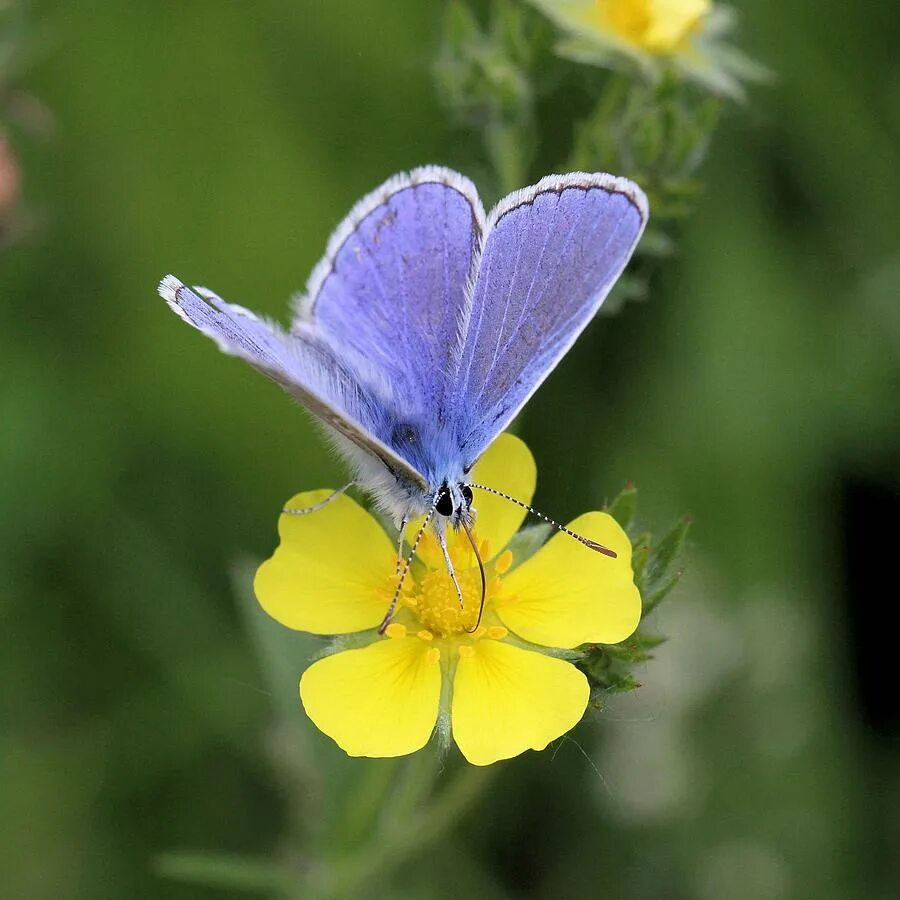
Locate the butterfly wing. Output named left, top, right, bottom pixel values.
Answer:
left=446, top=173, right=648, bottom=464
left=295, top=166, right=485, bottom=432
left=159, top=275, right=429, bottom=490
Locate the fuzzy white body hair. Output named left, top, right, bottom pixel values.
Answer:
left=325, top=429, right=434, bottom=526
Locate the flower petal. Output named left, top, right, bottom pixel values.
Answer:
left=451, top=641, right=588, bottom=766
left=255, top=491, right=394, bottom=634
left=300, top=638, right=441, bottom=758
left=645, top=0, right=711, bottom=53
left=496, top=512, right=640, bottom=648
left=406, top=431, right=536, bottom=566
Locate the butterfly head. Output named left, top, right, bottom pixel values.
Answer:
left=434, top=481, right=474, bottom=527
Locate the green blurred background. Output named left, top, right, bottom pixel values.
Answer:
left=2, top=1, right=898, bottom=897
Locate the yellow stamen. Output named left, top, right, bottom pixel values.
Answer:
left=426, top=647, right=441, bottom=665
left=411, top=566, right=484, bottom=636
left=494, top=550, right=513, bottom=574
left=384, top=623, right=407, bottom=639
left=458, top=644, right=475, bottom=658
left=417, top=629, right=434, bottom=642
left=487, top=626, right=509, bottom=640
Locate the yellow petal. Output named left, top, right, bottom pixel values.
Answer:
left=406, top=432, right=536, bottom=566
left=255, top=491, right=393, bottom=634
left=451, top=641, right=588, bottom=766
left=496, top=512, right=640, bottom=648
left=300, top=638, right=441, bottom=758
left=645, top=0, right=710, bottom=52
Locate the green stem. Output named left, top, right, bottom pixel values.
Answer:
left=326, top=763, right=494, bottom=900
left=338, top=758, right=403, bottom=849
left=567, top=71, right=631, bottom=171
left=486, top=117, right=529, bottom=199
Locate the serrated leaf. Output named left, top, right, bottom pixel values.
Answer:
left=633, top=632, right=667, bottom=649
left=603, top=641, right=654, bottom=663
left=606, top=482, right=637, bottom=530
left=630, top=533, right=652, bottom=582
left=643, top=569, right=683, bottom=614
left=604, top=672, right=642, bottom=694
left=644, top=515, right=691, bottom=586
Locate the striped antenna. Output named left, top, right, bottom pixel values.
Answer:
left=469, top=483, right=617, bottom=558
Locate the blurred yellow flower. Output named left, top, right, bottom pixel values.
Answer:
left=587, top=0, right=711, bottom=54
left=527, top=0, right=766, bottom=99
left=255, top=433, right=641, bottom=766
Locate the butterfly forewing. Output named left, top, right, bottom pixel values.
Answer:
left=297, top=167, right=484, bottom=425
left=159, top=276, right=428, bottom=489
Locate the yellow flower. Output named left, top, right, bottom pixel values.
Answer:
left=586, top=0, right=711, bottom=54
left=526, top=0, right=766, bottom=99
left=254, top=434, right=641, bottom=766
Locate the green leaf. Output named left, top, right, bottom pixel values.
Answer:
left=644, top=515, right=691, bottom=587
left=605, top=672, right=643, bottom=694
left=603, top=641, right=654, bottom=664
left=606, top=481, right=637, bottom=530
left=633, top=632, right=667, bottom=649
left=630, top=532, right=653, bottom=582
left=643, top=569, right=684, bottom=614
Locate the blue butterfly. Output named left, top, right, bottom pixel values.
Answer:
left=159, top=166, right=647, bottom=628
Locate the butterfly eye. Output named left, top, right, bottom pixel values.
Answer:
left=435, top=487, right=454, bottom=517
left=461, top=485, right=473, bottom=507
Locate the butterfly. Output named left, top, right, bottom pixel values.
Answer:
left=159, top=166, right=647, bottom=629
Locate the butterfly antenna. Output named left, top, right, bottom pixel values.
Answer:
left=378, top=505, right=436, bottom=634
left=469, top=483, right=617, bottom=558
left=461, top=519, right=487, bottom=633
left=283, top=482, right=355, bottom=515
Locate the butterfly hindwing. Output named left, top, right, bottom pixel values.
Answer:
left=447, top=173, right=647, bottom=464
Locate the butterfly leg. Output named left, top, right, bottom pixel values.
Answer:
left=282, top=482, right=354, bottom=515
left=395, top=516, right=408, bottom=576
left=438, top=531, right=466, bottom=608
left=379, top=507, right=436, bottom=634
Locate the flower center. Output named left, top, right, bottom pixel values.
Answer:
left=409, top=566, right=485, bottom=636
left=589, top=0, right=710, bottom=53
